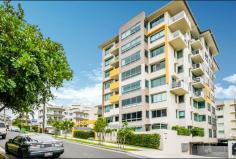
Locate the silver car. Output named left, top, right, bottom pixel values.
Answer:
left=5, top=134, right=64, bottom=158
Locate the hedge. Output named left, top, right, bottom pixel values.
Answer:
left=125, top=133, right=160, bottom=149
left=191, top=127, right=204, bottom=137
left=73, top=130, right=94, bottom=139
left=172, top=126, right=191, bottom=136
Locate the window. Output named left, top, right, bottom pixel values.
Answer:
left=145, top=95, right=149, bottom=103
left=208, top=116, right=212, bottom=124
left=105, top=70, right=110, bottom=78
left=151, top=92, right=167, bottom=103
left=151, top=109, right=167, bottom=118
left=121, top=51, right=141, bottom=66
left=104, top=81, right=111, bottom=90
left=176, top=50, right=183, bottom=59
left=151, top=76, right=165, bottom=88
left=121, top=22, right=141, bottom=40
left=212, top=107, right=215, bottom=114
left=150, top=60, right=165, bottom=73
left=217, top=115, right=223, bottom=119
left=105, top=58, right=113, bottom=67
left=150, top=45, right=164, bottom=58
left=115, top=116, right=119, bottom=122
left=104, top=46, right=112, bottom=56
left=152, top=123, right=167, bottom=130
left=198, top=101, right=205, bottom=109
left=150, top=14, right=164, bottom=29
left=104, top=93, right=112, bottom=101
left=213, top=130, right=217, bottom=138
left=199, top=115, right=206, bottom=122
left=178, top=95, right=185, bottom=103
left=150, top=30, right=165, bottom=43
left=121, top=81, right=141, bottom=94
left=218, top=130, right=224, bottom=134
left=208, top=104, right=211, bottom=112
left=145, top=50, right=148, bottom=58
left=177, top=65, right=183, bottom=73
left=122, top=111, right=142, bottom=122
left=145, top=65, right=149, bottom=73
left=122, top=96, right=142, bottom=107
left=146, top=111, right=149, bottom=118
left=121, top=65, right=141, bottom=81
left=178, top=111, right=185, bottom=119
left=209, top=129, right=212, bottom=138
left=105, top=105, right=112, bottom=112
left=145, top=80, right=149, bottom=88
left=106, top=117, right=113, bottom=123
left=121, top=36, right=141, bottom=53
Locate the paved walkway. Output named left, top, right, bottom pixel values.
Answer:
left=57, top=135, right=212, bottom=158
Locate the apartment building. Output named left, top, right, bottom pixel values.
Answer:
left=216, top=100, right=236, bottom=141
left=38, top=104, right=100, bottom=133
left=100, top=0, right=219, bottom=143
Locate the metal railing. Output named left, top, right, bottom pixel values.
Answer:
left=170, top=11, right=191, bottom=27
left=171, top=81, right=185, bottom=89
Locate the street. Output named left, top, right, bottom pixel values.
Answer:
left=0, top=132, right=138, bottom=158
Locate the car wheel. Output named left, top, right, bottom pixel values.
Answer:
left=2, top=135, right=6, bottom=139
left=5, top=144, right=10, bottom=154
left=53, top=154, right=60, bottom=158
left=17, top=149, right=23, bottom=157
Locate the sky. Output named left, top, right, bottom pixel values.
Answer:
left=9, top=1, right=236, bottom=106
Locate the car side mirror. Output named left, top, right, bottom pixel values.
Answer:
left=9, top=139, right=13, bottom=143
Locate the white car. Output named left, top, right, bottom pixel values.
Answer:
left=0, top=122, right=7, bottom=139
left=10, top=126, right=20, bottom=132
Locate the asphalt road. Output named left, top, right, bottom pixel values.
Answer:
left=0, top=131, right=138, bottom=158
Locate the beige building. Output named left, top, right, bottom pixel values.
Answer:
left=216, top=100, right=236, bottom=141
left=100, top=0, right=219, bottom=143
left=38, top=104, right=100, bottom=133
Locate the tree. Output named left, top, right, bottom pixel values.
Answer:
left=51, top=120, right=62, bottom=136
left=61, top=120, right=74, bottom=138
left=117, top=122, right=134, bottom=149
left=93, top=117, right=107, bottom=144
left=0, top=1, right=73, bottom=113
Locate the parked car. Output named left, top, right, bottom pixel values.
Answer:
left=5, top=134, right=64, bottom=158
left=9, top=126, right=20, bottom=132
left=0, top=122, right=7, bottom=139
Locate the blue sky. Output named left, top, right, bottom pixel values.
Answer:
left=11, top=1, right=236, bottom=106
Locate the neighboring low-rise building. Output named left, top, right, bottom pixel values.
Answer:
left=38, top=104, right=100, bottom=133
left=216, top=99, right=236, bottom=141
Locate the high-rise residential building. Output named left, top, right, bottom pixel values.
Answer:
left=216, top=99, right=236, bottom=141
left=100, top=0, right=219, bottom=143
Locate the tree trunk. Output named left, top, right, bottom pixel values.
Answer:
left=0, top=105, right=6, bottom=112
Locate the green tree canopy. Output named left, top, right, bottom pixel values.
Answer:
left=0, top=1, right=73, bottom=113
left=94, top=117, right=107, bottom=133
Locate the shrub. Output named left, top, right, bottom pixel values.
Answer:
left=125, top=133, right=160, bottom=149
left=73, top=130, right=94, bottom=139
left=191, top=127, right=204, bottom=137
left=172, top=126, right=191, bottom=136
left=31, top=125, right=39, bottom=132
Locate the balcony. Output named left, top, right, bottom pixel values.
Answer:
left=193, top=91, right=205, bottom=102
left=109, top=95, right=119, bottom=104
left=110, top=81, right=119, bottom=92
left=169, top=30, right=187, bottom=51
left=191, top=39, right=203, bottom=50
left=191, top=49, right=204, bottom=63
left=110, top=56, right=119, bottom=68
left=192, top=77, right=204, bottom=89
left=170, top=81, right=188, bottom=95
left=110, top=45, right=119, bottom=56
left=192, top=63, right=204, bottom=76
left=168, top=11, right=191, bottom=33
left=110, top=68, right=119, bottom=80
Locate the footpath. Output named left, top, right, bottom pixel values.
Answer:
left=56, top=135, right=210, bottom=158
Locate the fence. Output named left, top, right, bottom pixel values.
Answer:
left=192, top=144, right=228, bottom=157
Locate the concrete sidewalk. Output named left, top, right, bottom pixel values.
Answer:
left=56, top=135, right=211, bottom=158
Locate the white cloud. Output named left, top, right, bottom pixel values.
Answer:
left=215, top=83, right=236, bottom=99
left=51, top=83, right=102, bottom=106
left=51, top=66, right=103, bottom=106
left=223, top=74, right=236, bottom=84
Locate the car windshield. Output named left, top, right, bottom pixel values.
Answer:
left=27, top=134, right=57, bottom=143
left=0, top=123, right=5, bottom=128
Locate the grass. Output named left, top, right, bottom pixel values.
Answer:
left=54, top=135, right=138, bottom=151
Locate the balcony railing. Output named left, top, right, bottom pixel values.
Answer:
left=172, top=81, right=185, bottom=89
left=169, top=11, right=191, bottom=28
